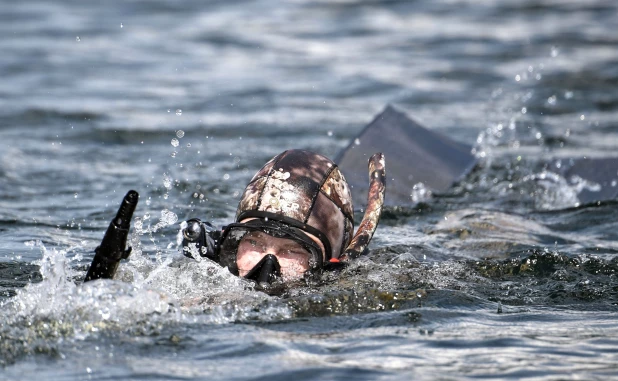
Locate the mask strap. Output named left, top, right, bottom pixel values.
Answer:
left=340, top=153, right=386, bottom=261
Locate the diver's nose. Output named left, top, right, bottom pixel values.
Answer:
left=244, top=254, right=281, bottom=285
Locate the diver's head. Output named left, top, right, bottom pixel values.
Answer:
left=218, top=149, right=355, bottom=282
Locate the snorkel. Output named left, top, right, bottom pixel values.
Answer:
left=339, top=153, right=386, bottom=261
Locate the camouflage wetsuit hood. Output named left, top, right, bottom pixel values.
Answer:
left=235, top=149, right=354, bottom=261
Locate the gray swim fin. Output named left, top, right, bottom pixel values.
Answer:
left=336, top=105, right=477, bottom=207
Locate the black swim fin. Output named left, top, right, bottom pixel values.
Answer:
left=84, top=190, right=139, bottom=282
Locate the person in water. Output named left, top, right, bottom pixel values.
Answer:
left=84, top=149, right=386, bottom=286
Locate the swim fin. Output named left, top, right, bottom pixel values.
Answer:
left=336, top=105, right=477, bottom=207
left=84, top=190, right=139, bottom=282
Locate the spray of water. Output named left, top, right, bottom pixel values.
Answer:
left=0, top=220, right=292, bottom=365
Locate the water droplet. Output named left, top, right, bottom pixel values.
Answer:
left=410, top=182, right=432, bottom=203
left=171, top=138, right=179, bottom=147
left=86, top=367, right=92, bottom=374
left=354, top=138, right=360, bottom=145
left=167, top=109, right=171, bottom=113
left=163, top=174, right=173, bottom=189
left=580, top=114, right=585, bottom=121
left=521, top=107, right=527, bottom=114
left=223, top=174, right=230, bottom=180
left=120, top=23, right=123, bottom=28
left=176, top=130, right=185, bottom=138
left=327, top=131, right=333, bottom=137
left=564, top=91, right=574, bottom=99
left=175, top=109, right=182, bottom=116
left=515, top=74, right=521, bottom=82
left=160, top=209, right=177, bottom=226
left=550, top=46, right=559, bottom=57
left=76, top=36, right=81, bottom=42
left=186, top=143, right=191, bottom=147
left=74, top=193, right=78, bottom=198
left=163, top=194, right=169, bottom=199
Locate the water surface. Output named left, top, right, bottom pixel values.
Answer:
left=1, top=0, right=618, bottom=380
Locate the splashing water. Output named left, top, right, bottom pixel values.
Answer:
left=1, top=243, right=170, bottom=329
left=489, top=170, right=601, bottom=210
left=0, top=228, right=291, bottom=366
left=151, top=209, right=178, bottom=232
left=410, top=182, right=433, bottom=204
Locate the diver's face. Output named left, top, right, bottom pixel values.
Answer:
left=236, top=231, right=312, bottom=281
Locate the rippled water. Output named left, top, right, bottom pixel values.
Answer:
left=1, top=0, right=618, bottom=379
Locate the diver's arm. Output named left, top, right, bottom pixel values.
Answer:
left=180, top=219, right=221, bottom=261
left=83, top=190, right=139, bottom=282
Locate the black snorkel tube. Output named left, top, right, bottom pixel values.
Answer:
left=84, top=190, right=139, bottom=282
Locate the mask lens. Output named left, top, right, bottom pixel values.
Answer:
left=237, top=231, right=312, bottom=280
left=218, top=221, right=323, bottom=281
